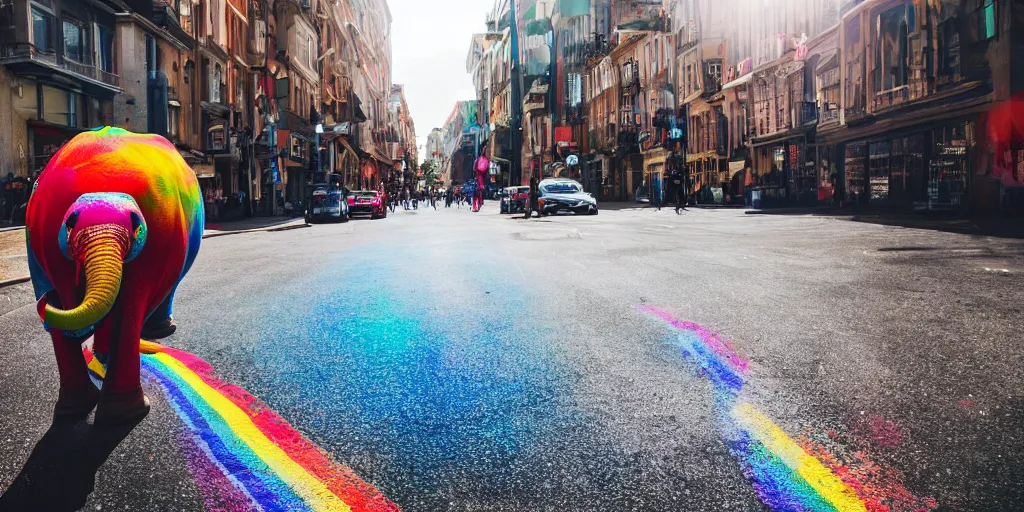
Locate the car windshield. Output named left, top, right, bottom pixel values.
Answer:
left=543, top=183, right=581, bottom=194
left=356, top=192, right=378, bottom=200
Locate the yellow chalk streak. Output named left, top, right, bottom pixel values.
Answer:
left=139, top=339, right=164, bottom=354
left=732, top=402, right=867, bottom=512
left=86, top=355, right=106, bottom=379
left=152, top=352, right=351, bottom=512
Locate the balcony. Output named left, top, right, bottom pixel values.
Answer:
left=872, top=84, right=910, bottom=112
left=1, top=43, right=122, bottom=93
left=820, top=103, right=840, bottom=123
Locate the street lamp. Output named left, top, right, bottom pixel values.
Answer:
left=315, top=122, right=324, bottom=177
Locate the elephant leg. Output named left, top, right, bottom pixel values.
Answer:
left=46, top=292, right=101, bottom=422
left=94, top=300, right=149, bottom=427
left=141, top=290, right=176, bottom=340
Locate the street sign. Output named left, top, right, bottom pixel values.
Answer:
left=271, top=160, right=281, bottom=184
left=566, top=155, right=579, bottom=166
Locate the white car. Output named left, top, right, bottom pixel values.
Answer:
left=538, top=178, right=598, bottom=216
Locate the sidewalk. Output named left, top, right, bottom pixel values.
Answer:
left=0, top=217, right=309, bottom=283
left=0, top=229, right=27, bottom=282
left=747, top=207, right=1024, bottom=239
left=202, top=216, right=307, bottom=235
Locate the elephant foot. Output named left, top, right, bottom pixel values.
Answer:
left=141, top=317, right=176, bottom=340
left=94, top=389, right=150, bottom=427
left=53, top=385, right=101, bottom=423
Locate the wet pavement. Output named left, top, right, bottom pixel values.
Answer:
left=1, top=204, right=1022, bottom=510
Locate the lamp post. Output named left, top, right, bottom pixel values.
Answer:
left=315, top=122, right=324, bottom=178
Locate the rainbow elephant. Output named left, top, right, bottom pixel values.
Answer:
left=26, top=127, right=203, bottom=426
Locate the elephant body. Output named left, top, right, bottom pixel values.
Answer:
left=26, top=127, right=203, bottom=424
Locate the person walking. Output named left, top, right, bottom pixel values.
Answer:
left=524, top=176, right=539, bottom=219
left=670, top=169, right=687, bottom=214
left=652, top=175, right=662, bottom=211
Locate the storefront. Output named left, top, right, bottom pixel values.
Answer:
left=838, top=121, right=973, bottom=210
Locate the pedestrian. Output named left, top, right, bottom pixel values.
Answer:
left=652, top=176, right=662, bottom=211
left=524, top=176, right=539, bottom=219
left=670, top=169, right=687, bottom=214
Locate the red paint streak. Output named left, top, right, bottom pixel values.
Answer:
left=957, top=400, right=975, bottom=409
left=156, top=346, right=400, bottom=512
left=636, top=306, right=750, bottom=374
left=797, top=435, right=938, bottom=512
left=860, top=415, right=904, bottom=449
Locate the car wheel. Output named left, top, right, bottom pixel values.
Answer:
left=340, top=212, right=350, bottom=222
left=590, top=208, right=599, bottom=215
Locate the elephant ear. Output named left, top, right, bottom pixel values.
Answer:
left=57, top=211, right=78, bottom=260
left=126, top=210, right=147, bottom=262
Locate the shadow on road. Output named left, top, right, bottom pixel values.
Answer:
left=749, top=208, right=1024, bottom=240
left=0, top=418, right=142, bottom=511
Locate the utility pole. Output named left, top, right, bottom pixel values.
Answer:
left=509, top=0, right=524, bottom=186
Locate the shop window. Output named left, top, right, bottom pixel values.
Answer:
left=32, top=7, right=54, bottom=53
left=41, top=85, right=71, bottom=125
left=929, top=123, right=972, bottom=207
left=62, top=18, right=86, bottom=63
left=845, top=142, right=867, bottom=204
left=869, top=140, right=890, bottom=202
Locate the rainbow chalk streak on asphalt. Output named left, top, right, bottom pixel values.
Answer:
left=85, top=342, right=398, bottom=512
left=636, top=305, right=936, bottom=512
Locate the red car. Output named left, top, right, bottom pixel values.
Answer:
left=347, top=190, right=387, bottom=219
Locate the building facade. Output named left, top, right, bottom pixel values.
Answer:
left=0, top=0, right=409, bottom=224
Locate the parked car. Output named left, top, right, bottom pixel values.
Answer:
left=306, top=185, right=349, bottom=223
left=347, top=190, right=387, bottom=219
left=499, top=186, right=530, bottom=214
left=538, top=178, right=598, bottom=216
left=635, top=185, right=650, bottom=203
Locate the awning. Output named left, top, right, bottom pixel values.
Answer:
left=280, top=108, right=315, bottom=138
left=728, top=160, right=746, bottom=177
left=721, top=73, right=752, bottom=91
left=336, top=135, right=356, bottom=159
left=816, top=50, right=840, bottom=72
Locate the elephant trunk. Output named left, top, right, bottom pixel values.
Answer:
left=39, top=224, right=131, bottom=332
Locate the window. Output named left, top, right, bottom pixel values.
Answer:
left=145, top=35, right=156, bottom=73
left=67, top=91, right=78, bottom=127
left=211, top=64, right=222, bottom=103
left=32, top=7, right=54, bottom=52
left=169, top=106, right=181, bottom=139
left=308, top=36, right=315, bottom=69
left=706, top=60, right=722, bottom=90
left=973, top=0, right=996, bottom=41
left=98, top=26, right=114, bottom=73
left=62, top=19, right=86, bottom=62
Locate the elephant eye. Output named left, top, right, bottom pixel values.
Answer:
left=65, top=211, right=79, bottom=230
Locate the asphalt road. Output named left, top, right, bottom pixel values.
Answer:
left=1, top=202, right=1022, bottom=511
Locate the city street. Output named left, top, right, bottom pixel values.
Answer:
left=1, top=204, right=1022, bottom=511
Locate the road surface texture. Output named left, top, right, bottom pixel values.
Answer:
left=1, top=203, right=1022, bottom=511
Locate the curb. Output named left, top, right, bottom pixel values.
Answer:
left=201, top=222, right=310, bottom=239
left=0, top=226, right=24, bottom=233
left=0, top=223, right=310, bottom=289
left=0, top=275, right=30, bottom=288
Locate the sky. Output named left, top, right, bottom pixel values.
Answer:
left=389, top=0, right=489, bottom=163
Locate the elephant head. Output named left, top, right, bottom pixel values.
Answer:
left=37, top=193, right=148, bottom=332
